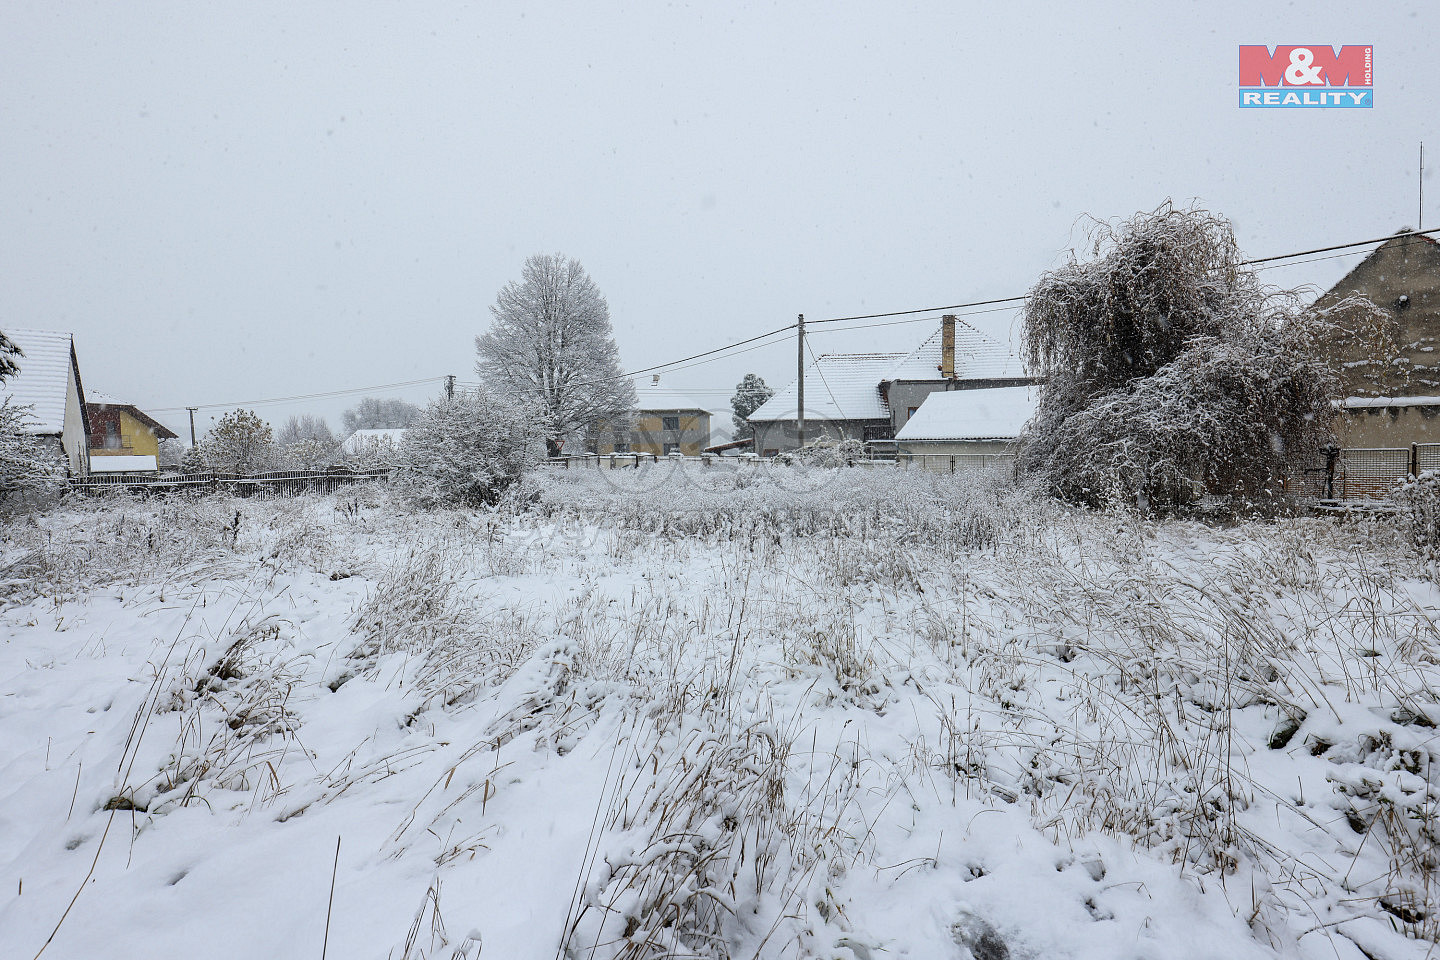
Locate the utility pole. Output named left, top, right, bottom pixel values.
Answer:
left=186, top=407, right=198, bottom=447
left=1421, top=142, right=1426, bottom=231
left=444, top=375, right=455, bottom=401
left=796, top=314, right=805, bottom=449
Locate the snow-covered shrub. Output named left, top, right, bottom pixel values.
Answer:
left=393, top=388, right=544, bottom=508
left=0, top=398, right=64, bottom=508
left=1396, top=470, right=1440, bottom=559
left=199, top=408, right=275, bottom=474
left=1019, top=202, right=1391, bottom=514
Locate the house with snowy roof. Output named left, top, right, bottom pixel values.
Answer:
left=894, top=385, right=1037, bottom=462
left=86, top=392, right=178, bottom=473
left=1313, top=231, right=1440, bottom=448
left=745, top=316, right=1034, bottom=456
left=1, top=328, right=91, bottom=476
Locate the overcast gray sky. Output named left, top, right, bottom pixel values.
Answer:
left=2, top=1, right=1434, bottom=438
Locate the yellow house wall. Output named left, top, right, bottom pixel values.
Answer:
left=90, top=409, right=161, bottom=458
left=592, top=413, right=710, bottom=456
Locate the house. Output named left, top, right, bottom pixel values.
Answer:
left=894, top=385, right=1037, bottom=462
left=1, top=328, right=90, bottom=476
left=1312, top=231, right=1440, bottom=447
left=746, top=315, right=1033, bottom=456
left=86, top=392, right=178, bottom=473
left=588, top=409, right=711, bottom=456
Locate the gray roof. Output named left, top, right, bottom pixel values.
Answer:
left=1, top=328, right=80, bottom=434
left=747, top=353, right=905, bottom=422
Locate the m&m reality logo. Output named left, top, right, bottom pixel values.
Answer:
left=1238, top=45, right=1372, bottom=108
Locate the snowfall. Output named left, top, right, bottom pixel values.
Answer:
left=2, top=464, right=1438, bottom=960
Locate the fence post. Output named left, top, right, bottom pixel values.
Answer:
left=1322, top=445, right=1339, bottom=500
left=1413, top=442, right=1421, bottom=479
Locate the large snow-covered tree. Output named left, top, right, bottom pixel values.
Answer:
left=394, top=388, right=544, bottom=507
left=1019, top=203, right=1389, bottom=512
left=730, top=373, right=774, bottom=440
left=475, top=253, right=636, bottom=457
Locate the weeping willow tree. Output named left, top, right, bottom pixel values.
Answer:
left=1018, top=203, right=1389, bottom=513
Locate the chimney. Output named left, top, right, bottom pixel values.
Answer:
left=940, top=315, right=956, bottom=379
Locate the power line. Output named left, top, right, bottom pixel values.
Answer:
left=155, top=225, right=1440, bottom=414
left=150, top=376, right=445, bottom=414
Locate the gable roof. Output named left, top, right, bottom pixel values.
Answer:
left=882, top=319, right=1027, bottom=382
left=895, top=386, right=1037, bottom=441
left=85, top=392, right=179, bottom=439
left=747, top=353, right=905, bottom=423
left=1, top=328, right=84, bottom=435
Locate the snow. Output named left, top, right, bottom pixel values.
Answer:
left=747, top=353, right=904, bottom=422
left=895, top=385, right=1038, bottom=440
left=89, top=455, right=158, bottom=472
left=1343, top=395, right=1440, bottom=409
left=1, top=478, right=1437, bottom=960
left=0, top=328, right=78, bottom=435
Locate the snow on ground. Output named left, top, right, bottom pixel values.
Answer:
left=1, top=466, right=1438, bottom=959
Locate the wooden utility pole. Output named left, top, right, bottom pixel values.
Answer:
left=1421, top=142, right=1426, bottom=231
left=444, top=374, right=455, bottom=401
left=186, top=407, right=198, bottom=447
left=796, top=314, right=805, bottom=448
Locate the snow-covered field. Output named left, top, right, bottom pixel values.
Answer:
left=2, top=466, right=1438, bottom=960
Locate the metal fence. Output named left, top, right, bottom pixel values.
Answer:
left=1299, top=443, right=1440, bottom=501
left=70, top=468, right=390, bottom=497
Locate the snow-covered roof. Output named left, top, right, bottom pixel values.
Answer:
left=91, top=455, right=158, bottom=473
left=747, top=353, right=905, bottom=423
left=895, top=386, right=1037, bottom=441
left=0, top=328, right=81, bottom=435
left=342, top=428, right=407, bottom=454
left=882, top=320, right=1027, bottom=382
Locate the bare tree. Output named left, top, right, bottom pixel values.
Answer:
left=1019, top=202, right=1390, bottom=512
left=475, top=253, right=636, bottom=457
left=274, top=414, right=337, bottom=470
left=341, top=397, right=421, bottom=435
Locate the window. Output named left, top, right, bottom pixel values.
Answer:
left=104, top=421, right=122, bottom=450
left=662, top=416, right=680, bottom=431
left=907, top=407, right=919, bottom=420
left=664, top=442, right=681, bottom=455
left=613, top=442, right=630, bottom=453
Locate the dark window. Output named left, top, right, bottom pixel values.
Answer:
left=104, top=421, right=121, bottom=450
left=613, top=442, right=630, bottom=453
left=662, top=416, right=680, bottom=431
left=664, top=442, right=681, bottom=455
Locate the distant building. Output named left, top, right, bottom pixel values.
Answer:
left=86, top=392, right=177, bottom=473
left=1, top=328, right=91, bottom=476
left=589, top=409, right=711, bottom=456
left=1313, top=232, right=1440, bottom=447
left=895, top=385, right=1037, bottom=460
left=746, top=316, right=1034, bottom=456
